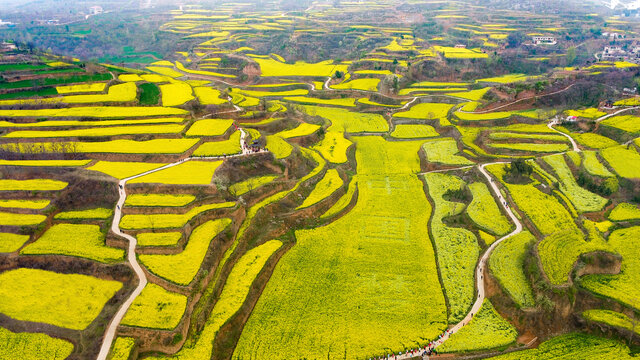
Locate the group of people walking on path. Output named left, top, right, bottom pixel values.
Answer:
left=369, top=329, right=455, bottom=360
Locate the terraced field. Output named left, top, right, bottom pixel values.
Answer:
left=2, top=3, right=640, bottom=360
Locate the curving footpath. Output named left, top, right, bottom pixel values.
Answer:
left=393, top=163, right=523, bottom=360
left=596, top=105, right=640, bottom=122
left=96, top=161, right=184, bottom=360
left=96, top=126, right=257, bottom=359
left=547, top=119, right=580, bottom=153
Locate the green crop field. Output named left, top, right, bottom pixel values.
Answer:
left=425, top=172, right=479, bottom=322
left=467, top=182, right=512, bottom=236
left=0, top=268, right=122, bottom=330
left=582, top=151, right=614, bottom=178
left=581, top=227, right=640, bottom=311
left=139, top=219, right=231, bottom=285
left=489, top=231, right=536, bottom=308
left=543, top=154, right=608, bottom=213
left=21, top=224, right=125, bottom=263
left=583, top=310, right=640, bottom=335
left=423, top=138, right=474, bottom=165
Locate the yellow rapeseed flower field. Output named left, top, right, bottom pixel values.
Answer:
left=0, top=268, right=122, bottom=330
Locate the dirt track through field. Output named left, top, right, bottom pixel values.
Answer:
left=96, top=121, right=260, bottom=359
left=391, top=163, right=523, bottom=359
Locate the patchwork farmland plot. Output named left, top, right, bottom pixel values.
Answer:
left=424, top=172, right=479, bottom=322
left=0, top=327, right=73, bottom=360
left=235, top=138, right=448, bottom=359
left=3, top=5, right=640, bottom=360
left=139, top=219, right=231, bottom=285
left=0, top=268, right=122, bottom=330
left=21, top=224, right=125, bottom=263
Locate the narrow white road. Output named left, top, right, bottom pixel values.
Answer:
left=548, top=119, right=580, bottom=153
left=392, top=163, right=523, bottom=359
left=596, top=105, right=640, bottom=122
left=457, top=84, right=577, bottom=115
left=397, top=96, right=418, bottom=111
left=97, top=126, right=258, bottom=359
left=324, top=76, right=332, bottom=91
left=96, top=160, right=187, bottom=360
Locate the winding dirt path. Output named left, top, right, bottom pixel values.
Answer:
left=392, top=163, right=523, bottom=359
left=548, top=119, right=580, bottom=153
left=96, top=124, right=257, bottom=359
left=96, top=161, right=185, bottom=360
left=457, top=84, right=577, bottom=115
left=596, top=105, right=640, bottom=122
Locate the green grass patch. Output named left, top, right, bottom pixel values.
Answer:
left=139, top=82, right=160, bottom=105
